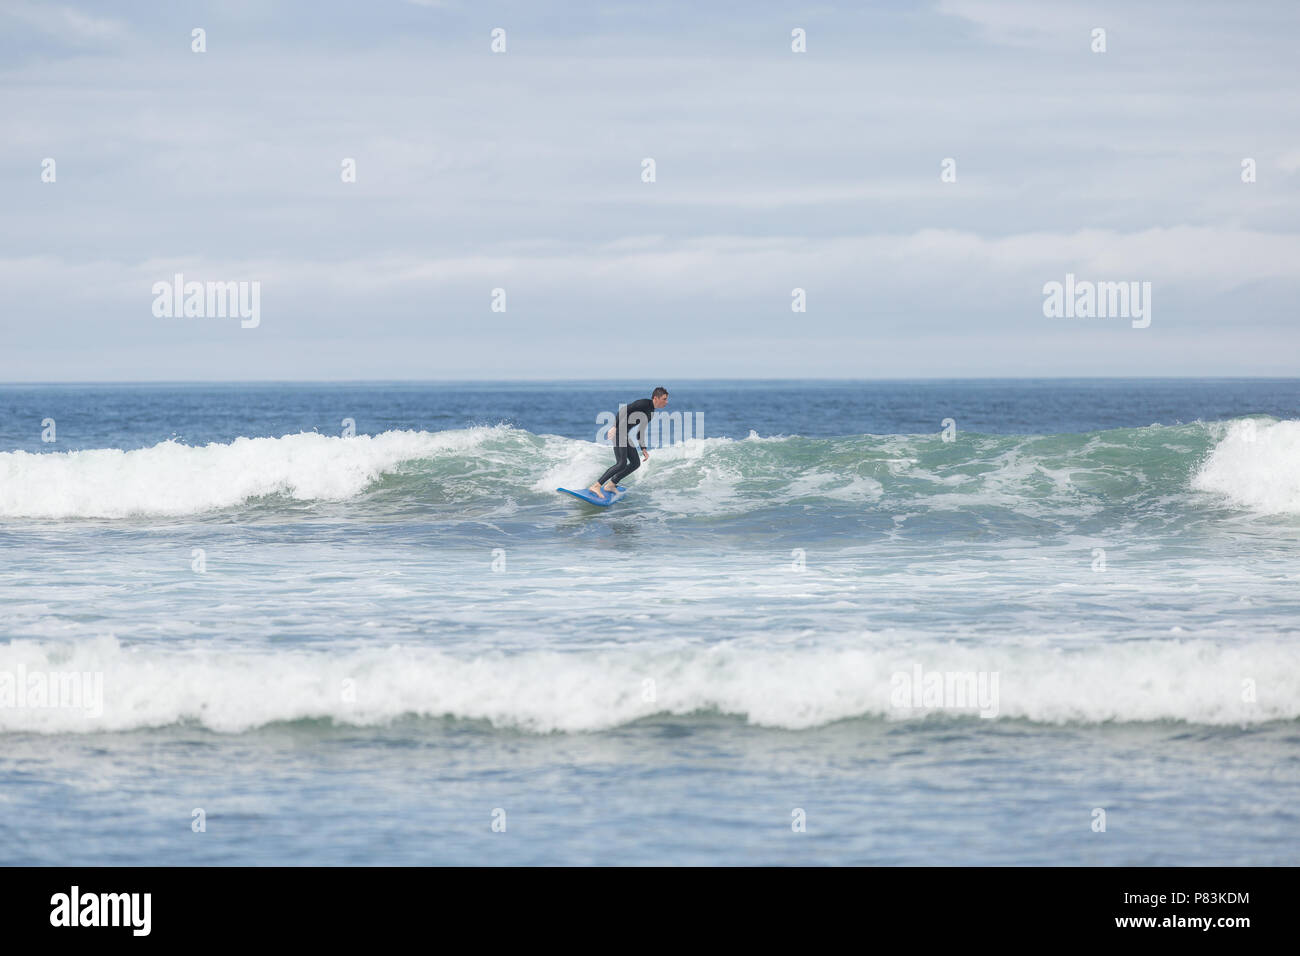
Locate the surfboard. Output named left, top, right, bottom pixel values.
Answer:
left=557, top=485, right=626, bottom=506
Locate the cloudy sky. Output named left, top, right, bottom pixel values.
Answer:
left=2, top=0, right=1298, bottom=380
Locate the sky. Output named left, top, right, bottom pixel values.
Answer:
left=1, top=0, right=1298, bottom=381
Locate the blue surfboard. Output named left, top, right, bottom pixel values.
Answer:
left=558, top=485, right=626, bottom=506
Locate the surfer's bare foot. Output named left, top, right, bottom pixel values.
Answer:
left=602, top=482, right=618, bottom=493
left=587, top=483, right=605, bottom=498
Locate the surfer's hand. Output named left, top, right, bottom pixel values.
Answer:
left=642, top=449, right=649, bottom=461
left=606, top=427, right=615, bottom=440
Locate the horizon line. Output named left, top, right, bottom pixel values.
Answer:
left=5, top=375, right=1300, bottom=387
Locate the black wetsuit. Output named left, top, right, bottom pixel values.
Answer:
left=597, top=398, right=654, bottom=486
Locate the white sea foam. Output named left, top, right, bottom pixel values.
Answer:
left=0, top=635, right=1292, bottom=734
left=0, top=429, right=498, bottom=519
left=1192, top=418, right=1300, bottom=514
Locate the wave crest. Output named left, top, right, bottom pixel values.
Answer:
left=1193, top=418, right=1300, bottom=514
left=5, top=418, right=1293, bottom=520
left=0, top=428, right=500, bottom=519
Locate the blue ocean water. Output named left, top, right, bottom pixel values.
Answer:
left=1, top=380, right=1298, bottom=865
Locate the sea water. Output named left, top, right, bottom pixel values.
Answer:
left=1, top=380, right=1297, bottom=865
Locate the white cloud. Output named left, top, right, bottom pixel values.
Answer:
left=934, top=0, right=1090, bottom=48
left=2, top=0, right=125, bottom=41
left=3, top=226, right=1295, bottom=307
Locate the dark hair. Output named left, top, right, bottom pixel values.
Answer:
left=652, top=386, right=669, bottom=398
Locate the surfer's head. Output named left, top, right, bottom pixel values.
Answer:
left=652, top=386, right=669, bottom=409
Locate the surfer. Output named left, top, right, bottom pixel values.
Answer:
left=587, top=387, right=669, bottom=499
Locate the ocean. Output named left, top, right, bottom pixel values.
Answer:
left=1, top=380, right=1298, bottom=865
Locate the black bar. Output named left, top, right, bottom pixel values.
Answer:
left=1, top=866, right=1285, bottom=943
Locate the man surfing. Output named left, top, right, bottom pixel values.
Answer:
left=587, top=387, right=669, bottom=499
